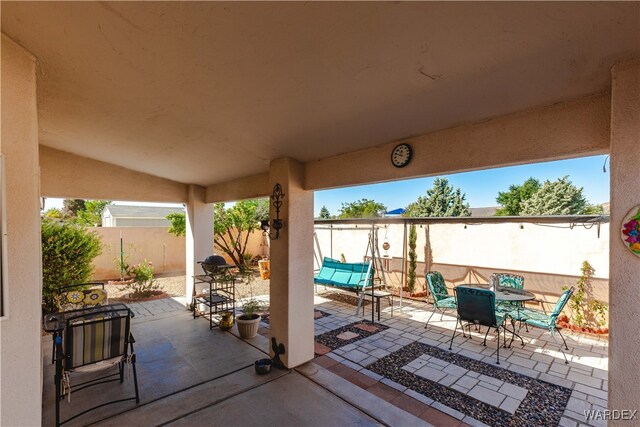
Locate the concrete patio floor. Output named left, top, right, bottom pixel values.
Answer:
left=42, top=292, right=608, bottom=427
left=41, top=297, right=429, bottom=427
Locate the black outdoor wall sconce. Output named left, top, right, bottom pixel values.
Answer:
left=261, top=183, right=285, bottom=240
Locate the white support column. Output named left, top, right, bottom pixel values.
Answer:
left=185, top=184, right=214, bottom=305
left=0, top=35, right=43, bottom=426
left=609, top=59, right=640, bottom=421
left=268, top=158, right=314, bottom=368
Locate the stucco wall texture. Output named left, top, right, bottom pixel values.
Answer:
left=0, top=35, right=43, bottom=426
left=608, top=60, right=640, bottom=422
left=269, top=158, right=315, bottom=368
left=88, top=226, right=266, bottom=280
left=317, top=222, right=609, bottom=298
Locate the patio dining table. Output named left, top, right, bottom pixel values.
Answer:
left=457, top=284, right=536, bottom=348
left=459, top=284, right=536, bottom=304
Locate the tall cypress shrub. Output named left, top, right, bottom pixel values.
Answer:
left=407, top=224, right=417, bottom=293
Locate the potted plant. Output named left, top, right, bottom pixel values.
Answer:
left=236, top=300, right=261, bottom=339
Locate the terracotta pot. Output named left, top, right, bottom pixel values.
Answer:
left=236, top=313, right=260, bottom=338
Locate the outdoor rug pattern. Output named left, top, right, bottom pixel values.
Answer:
left=367, top=342, right=571, bottom=427
left=314, top=320, right=389, bottom=357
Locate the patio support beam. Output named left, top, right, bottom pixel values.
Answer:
left=305, top=94, right=610, bottom=190
left=268, top=158, right=315, bottom=368
left=185, top=184, right=214, bottom=304
left=205, top=172, right=270, bottom=204
left=608, top=59, right=640, bottom=421
left=0, top=35, right=43, bottom=426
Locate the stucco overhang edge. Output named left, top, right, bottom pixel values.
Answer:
left=304, top=93, right=610, bottom=191
left=205, top=173, right=270, bottom=203
left=40, top=146, right=189, bottom=203
left=204, top=93, right=610, bottom=200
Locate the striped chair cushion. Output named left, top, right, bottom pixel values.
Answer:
left=66, top=314, right=127, bottom=369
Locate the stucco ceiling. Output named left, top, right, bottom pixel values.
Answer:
left=2, top=2, right=639, bottom=186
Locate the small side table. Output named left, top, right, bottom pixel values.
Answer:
left=362, top=290, right=393, bottom=321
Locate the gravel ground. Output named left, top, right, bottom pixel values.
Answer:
left=105, top=271, right=270, bottom=301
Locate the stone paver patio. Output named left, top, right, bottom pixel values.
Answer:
left=304, top=290, right=609, bottom=427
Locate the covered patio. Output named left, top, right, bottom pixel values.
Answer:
left=40, top=292, right=608, bottom=426
left=1, top=2, right=638, bottom=426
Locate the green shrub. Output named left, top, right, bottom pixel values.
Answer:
left=123, top=259, right=161, bottom=299
left=565, top=260, right=608, bottom=329
left=41, top=220, right=102, bottom=312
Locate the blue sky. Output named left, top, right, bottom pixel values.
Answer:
left=44, top=155, right=609, bottom=215
left=314, top=155, right=610, bottom=217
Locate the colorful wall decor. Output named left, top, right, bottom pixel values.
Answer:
left=621, top=205, right=640, bottom=256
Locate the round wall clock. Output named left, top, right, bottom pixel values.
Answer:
left=391, top=143, right=412, bottom=168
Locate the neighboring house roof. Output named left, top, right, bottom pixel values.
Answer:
left=386, top=208, right=406, bottom=215
left=470, top=207, right=498, bottom=217
left=103, top=205, right=184, bottom=219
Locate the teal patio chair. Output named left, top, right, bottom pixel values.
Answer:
left=424, top=272, right=457, bottom=329
left=491, top=273, right=544, bottom=332
left=508, top=287, right=575, bottom=364
left=491, top=273, right=525, bottom=316
left=490, top=273, right=525, bottom=291
left=449, top=286, right=507, bottom=364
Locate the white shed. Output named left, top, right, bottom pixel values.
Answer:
left=102, top=205, right=184, bottom=227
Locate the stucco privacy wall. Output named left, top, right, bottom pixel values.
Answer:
left=0, top=35, right=43, bottom=426
left=40, top=146, right=189, bottom=203
left=89, top=227, right=186, bottom=280
left=608, top=60, right=640, bottom=422
left=88, top=227, right=266, bottom=280
left=315, top=222, right=609, bottom=302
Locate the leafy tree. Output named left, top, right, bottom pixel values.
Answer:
left=495, top=178, right=541, bottom=216
left=405, top=178, right=470, bottom=217
left=338, top=199, right=386, bottom=218
left=76, top=200, right=111, bottom=226
left=520, top=176, right=588, bottom=215
left=582, top=204, right=605, bottom=215
left=318, top=206, right=331, bottom=219
left=41, top=220, right=102, bottom=312
left=61, top=199, right=111, bottom=225
left=166, top=199, right=269, bottom=268
left=43, top=208, right=63, bottom=219
left=166, top=212, right=186, bottom=236
left=63, top=199, right=86, bottom=217
left=214, top=199, right=269, bottom=267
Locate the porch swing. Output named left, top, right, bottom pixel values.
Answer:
left=314, top=223, right=390, bottom=316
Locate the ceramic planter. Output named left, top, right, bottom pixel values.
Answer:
left=236, top=313, right=260, bottom=338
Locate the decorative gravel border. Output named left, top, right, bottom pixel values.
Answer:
left=315, top=320, right=389, bottom=353
left=367, top=342, right=571, bottom=426
left=260, top=309, right=331, bottom=325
